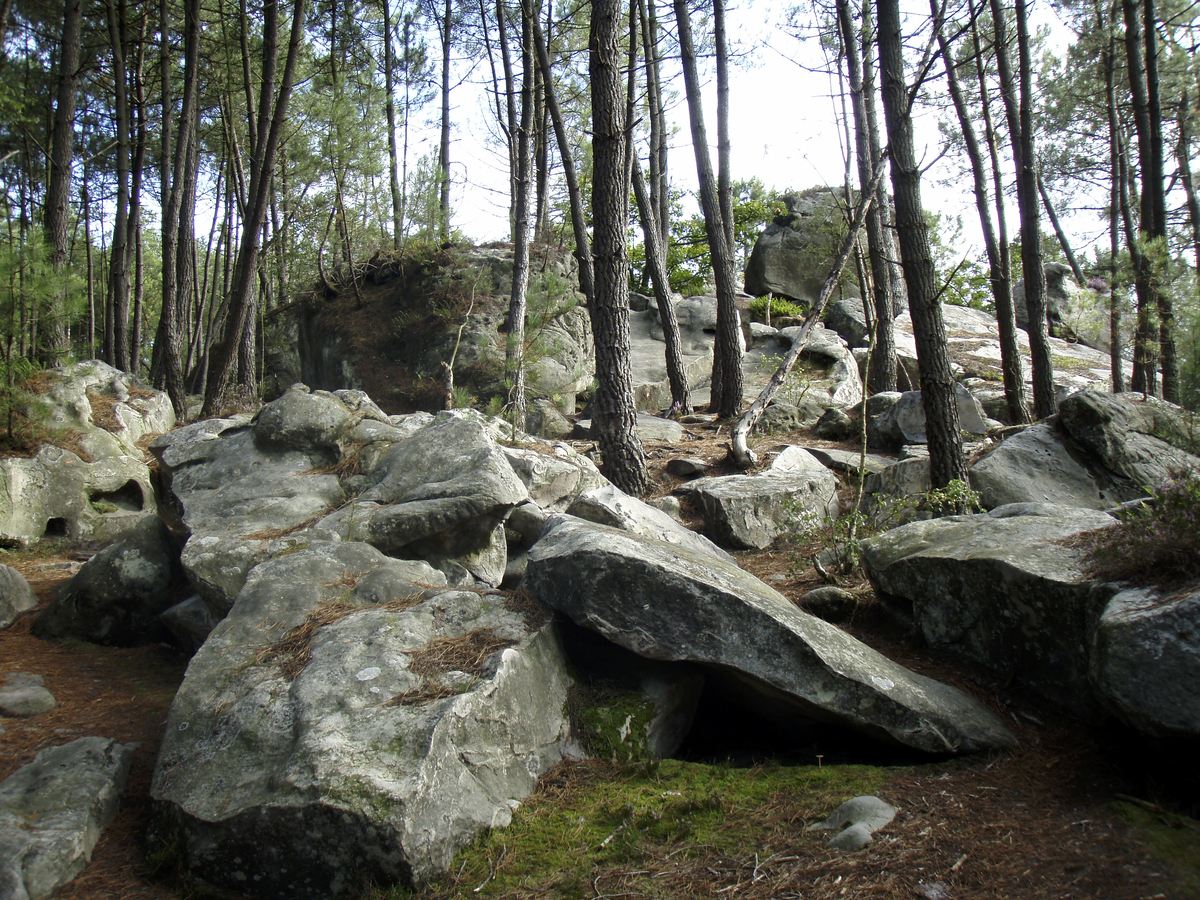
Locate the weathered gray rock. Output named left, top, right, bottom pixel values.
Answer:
left=32, top=516, right=180, bottom=646
left=567, top=485, right=736, bottom=565
left=319, top=414, right=528, bottom=586
left=814, top=407, right=855, bottom=441
left=0, top=737, right=133, bottom=900
left=0, top=566, right=37, bottom=629
left=150, top=542, right=570, bottom=898
left=0, top=445, right=157, bottom=548
left=871, top=385, right=989, bottom=449
left=824, top=298, right=870, bottom=348
left=0, top=673, right=56, bottom=717
left=805, top=447, right=892, bottom=478
left=809, top=795, right=897, bottom=849
left=1057, top=390, right=1200, bottom=490
left=574, top=413, right=685, bottom=444
left=525, top=399, right=573, bottom=440
left=158, top=596, right=217, bottom=655
left=676, top=457, right=840, bottom=550
left=1013, top=262, right=1081, bottom=340
left=760, top=398, right=828, bottom=432
left=562, top=624, right=704, bottom=761
left=151, top=413, right=344, bottom=616
left=801, top=586, right=859, bottom=623
left=1091, top=586, right=1200, bottom=738
left=527, top=516, right=1015, bottom=754
left=502, top=442, right=608, bottom=513
left=860, top=506, right=1119, bottom=714
left=968, top=423, right=1139, bottom=510
left=744, top=188, right=860, bottom=305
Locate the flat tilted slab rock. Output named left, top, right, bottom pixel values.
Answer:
left=526, top=516, right=1014, bottom=755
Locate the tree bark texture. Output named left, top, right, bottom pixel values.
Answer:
left=934, top=2, right=1028, bottom=424
left=877, top=0, right=967, bottom=489
left=674, top=0, right=742, bottom=418
left=589, top=0, right=648, bottom=496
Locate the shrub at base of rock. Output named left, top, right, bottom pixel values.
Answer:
left=0, top=737, right=133, bottom=900
left=149, top=542, right=571, bottom=899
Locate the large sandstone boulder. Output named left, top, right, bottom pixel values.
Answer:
left=1090, top=586, right=1200, bottom=738
left=869, top=385, right=989, bottom=449
left=32, top=516, right=182, bottom=646
left=150, top=542, right=571, bottom=899
left=968, top=422, right=1142, bottom=510
left=526, top=515, right=1015, bottom=755
left=0, top=737, right=133, bottom=900
left=744, top=188, right=860, bottom=305
left=1057, top=390, right=1200, bottom=489
left=860, top=505, right=1120, bottom=716
left=0, top=566, right=37, bottom=630
left=676, top=449, right=840, bottom=550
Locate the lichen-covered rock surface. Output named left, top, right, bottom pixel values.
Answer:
left=150, top=541, right=570, bottom=899
left=526, top=515, right=1015, bottom=755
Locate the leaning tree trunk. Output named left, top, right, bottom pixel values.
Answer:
left=531, top=13, right=593, bottom=302
left=588, top=0, right=648, bottom=496
left=877, top=0, right=967, bottom=489
left=731, top=158, right=887, bottom=468
left=632, top=157, right=690, bottom=413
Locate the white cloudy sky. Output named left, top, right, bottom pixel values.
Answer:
left=436, top=0, right=1101, bottom=263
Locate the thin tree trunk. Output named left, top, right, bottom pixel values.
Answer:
left=437, top=0, right=452, bottom=241
left=674, top=0, right=742, bottom=418
left=1036, top=170, right=1085, bottom=285
left=936, top=0, right=1028, bottom=424
left=990, top=0, right=1055, bottom=418
left=506, top=3, right=535, bottom=434
left=382, top=0, right=404, bottom=249
left=838, top=0, right=896, bottom=393
left=1106, top=38, right=1126, bottom=393
left=203, top=0, right=309, bottom=416
left=732, top=158, right=887, bottom=468
left=43, top=0, right=83, bottom=366
left=589, top=0, right=648, bottom=496
left=105, top=0, right=131, bottom=371
left=632, top=156, right=690, bottom=413
left=531, top=12, right=593, bottom=301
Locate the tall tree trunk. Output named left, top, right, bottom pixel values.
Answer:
left=674, top=0, right=742, bottom=418
left=1123, top=0, right=1162, bottom=395
left=43, top=0, right=83, bottom=366
left=203, top=0, right=309, bottom=416
left=1106, top=41, right=1126, bottom=393
left=589, top=0, right=648, bottom=496
left=382, top=0, right=404, bottom=249
left=877, top=0, right=967, bottom=489
left=935, top=0, right=1028, bottom=424
left=838, top=0, right=896, bottom=393
left=990, top=0, right=1055, bottom=418
left=506, top=3, right=534, bottom=433
left=437, top=0, right=452, bottom=241
left=154, top=0, right=199, bottom=416
left=105, top=0, right=132, bottom=371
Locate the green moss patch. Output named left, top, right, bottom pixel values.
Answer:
left=397, top=759, right=888, bottom=899
left=1113, top=800, right=1200, bottom=896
